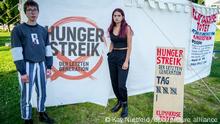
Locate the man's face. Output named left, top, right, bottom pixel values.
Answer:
left=25, top=6, right=39, bottom=22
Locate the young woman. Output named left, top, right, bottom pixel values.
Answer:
left=107, top=8, right=133, bottom=118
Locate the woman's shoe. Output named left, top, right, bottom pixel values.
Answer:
left=111, top=101, right=122, bottom=112
left=120, top=101, right=128, bottom=118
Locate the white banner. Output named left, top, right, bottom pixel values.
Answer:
left=35, top=0, right=125, bottom=106
left=188, top=4, right=218, bottom=68
left=19, top=0, right=218, bottom=107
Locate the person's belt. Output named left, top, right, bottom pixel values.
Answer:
left=113, top=47, right=128, bottom=50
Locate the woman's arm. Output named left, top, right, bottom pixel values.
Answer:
left=109, top=42, right=113, bottom=53
left=122, top=26, right=132, bottom=70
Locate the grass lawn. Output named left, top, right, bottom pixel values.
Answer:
left=215, top=29, right=220, bottom=42
left=0, top=32, right=10, bottom=46
left=0, top=31, right=220, bottom=124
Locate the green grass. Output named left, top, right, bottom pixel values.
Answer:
left=1, top=31, right=220, bottom=124
left=212, top=30, right=220, bottom=77
left=0, top=32, right=11, bottom=46
left=215, top=29, right=220, bottom=42
left=0, top=46, right=21, bottom=124
left=214, top=41, right=220, bottom=51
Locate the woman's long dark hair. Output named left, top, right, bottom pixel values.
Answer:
left=108, top=8, right=132, bottom=38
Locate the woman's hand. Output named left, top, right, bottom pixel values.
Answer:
left=122, top=61, right=129, bottom=70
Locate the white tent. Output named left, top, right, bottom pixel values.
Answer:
left=19, top=0, right=218, bottom=106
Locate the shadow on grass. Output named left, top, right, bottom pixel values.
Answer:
left=0, top=46, right=10, bottom=51
left=0, top=70, right=17, bottom=76
left=0, top=36, right=10, bottom=47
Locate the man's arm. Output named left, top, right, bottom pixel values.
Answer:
left=44, top=30, right=53, bottom=78
left=11, top=26, right=26, bottom=75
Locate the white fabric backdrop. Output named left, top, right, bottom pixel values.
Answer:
left=19, top=0, right=218, bottom=106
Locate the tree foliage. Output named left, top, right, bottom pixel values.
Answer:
left=0, top=0, right=19, bottom=31
left=0, top=1, right=8, bottom=24
left=190, top=0, right=205, bottom=5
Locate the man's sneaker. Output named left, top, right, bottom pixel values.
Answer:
left=39, top=112, right=55, bottom=124
left=24, top=119, right=33, bottom=124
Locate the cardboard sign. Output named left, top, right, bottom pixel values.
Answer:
left=153, top=47, right=185, bottom=122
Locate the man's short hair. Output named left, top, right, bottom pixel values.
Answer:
left=23, top=0, right=39, bottom=14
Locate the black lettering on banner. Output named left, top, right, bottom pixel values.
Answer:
left=162, top=87, right=169, bottom=94
left=156, top=76, right=169, bottom=85
left=46, top=26, right=104, bottom=57
left=155, top=86, right=178, bottom=95
left=156, top=86, right=161, bottom=93
left=56, top=27, right=65, bottom=41
left=67, top=27, right=76, bottom=41
left=68, top=42, right=77, bottom=56
left=170, top=87, right=177, bottom=95
left=51, top=42, right=58, bottom=55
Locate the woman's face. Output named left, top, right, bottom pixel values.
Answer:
left=113, top=11, right=123, bottom=24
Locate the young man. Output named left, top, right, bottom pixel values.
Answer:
left=11, top=1, right=54, bottom=124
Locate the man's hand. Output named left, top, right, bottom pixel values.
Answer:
left=46, top=69, right=52, bottom=79
left=21, top=74, right=29, bottom=83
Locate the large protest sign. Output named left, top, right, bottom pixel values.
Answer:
left=153, top=47, right=184, bottom=122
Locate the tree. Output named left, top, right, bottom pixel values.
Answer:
left=189, top=0, right=205, bottom=5
left=0, top=1, right=8, bottom=30
left=198, top=0, right=205, bottom=5
left=0, top=0, right=19, bottom=31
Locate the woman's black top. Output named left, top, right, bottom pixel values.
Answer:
left=110, top=32, right=127, bottom=48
